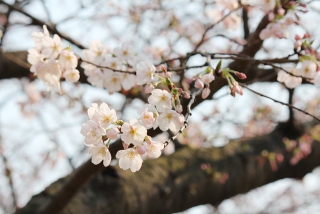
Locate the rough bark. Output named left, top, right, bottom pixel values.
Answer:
left=15, top=122, right=320, bottom=214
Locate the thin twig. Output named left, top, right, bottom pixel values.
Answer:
left=0, top=0, right=86, bottom=50
left=240, top=84, right=320, bottom=123
left=164, top=87, right=204, bottom=147
left=193, top=7, right=241, bottom=51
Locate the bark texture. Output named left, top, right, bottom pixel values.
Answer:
left=15, top=122, right=320, bottom=214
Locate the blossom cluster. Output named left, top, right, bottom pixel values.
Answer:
left=277, top=60, right=320, bottom=89
left=81, top=89, right=185, bottom=172
left=27, top=26, right=80, bottom=91
left=283, top=134, right=313, bottom=165
left=81, top=41, right=147, bottom=93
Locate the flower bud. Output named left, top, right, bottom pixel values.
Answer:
left=294, top=40, right=302, bottom=49
left=201, top=73, right=215, bottom=83
left=268, top=12, right=275, bottom=21
left=183, top=92, right=191, bottom=99
left=145, top=136, right=152, bottom=144
left=136, top=145, right=147, bottom=155
left=277, top=8, right=285, bottom=16
left=144, top=84, right=154, bottom=94
left=122, top=142, right=129, bottom=150
left=176, top=104, right=183, bottom=113
left=202, top=88, right=210, bottom=99
left=161, top=66, right=167, bottom=73
left=235, top=72, right=247, bottom=79
left=106, top=127, right=120, bottom=140
left=195, top=78, right=204, bottom=89
left=303, top=33, right=311, bottom=39
left=294, top=35, right=301, bottom=41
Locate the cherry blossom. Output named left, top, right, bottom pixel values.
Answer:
left=146, top=140, right=164, bottom=159
left=260, top=23, right=289, bottom=40
left=63, top=69, right=80, bottom=82
left=201, top=73, right=215, bottom=84
left=296, top=60, right=317, bottom=79
left=89, top=145, right=112, bottom=167
left=31, top=25, right=50, bottom=50
left=42, top=34, right=63, bottom=59
left=82, top=40, right=108, bottom=64
left=27, top=49, right=43, bottom=65
left=81, top=120, right=105, bottom=146
left=138, top=104, right=159, bottom=129
left=136, top=60, right=156, bottom=85
left=257, top=0, right=276, bottom=12
left=223, top=14, right=242, bottom=30
left=114, top=42, right=135, bottom=61
left=148, top=89, right=172, bottom=112
left=36, top=60, right=62, bottom=90
left=158, top=110, right=184, bottom=132
left=277, top=69, right=302, bottom=89
left=103, top=72, right=122, bottom=94
left=216, top=0, right=238, bottom=10
left=84, top=68, right=105, bottom=88
left=90, top=103, right=117, bottom=128
left=121, top=73, right=136, bottom=91
left=121, top=119, right=147, bottom=146
left=116, top=148, right=143, bottom=172
left=59, top=50, right=78, bottom=70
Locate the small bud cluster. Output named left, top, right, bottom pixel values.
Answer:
left=194, top=67, right=215, bottom=99
left=218, top=67, right=247, bottom=97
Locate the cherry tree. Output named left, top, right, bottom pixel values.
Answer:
left=1, top=0, right=320, bottom=213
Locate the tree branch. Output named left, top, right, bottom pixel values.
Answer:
left=16, top=122, right=320, bottom=214
left=0, top=0, right=86, bottom=50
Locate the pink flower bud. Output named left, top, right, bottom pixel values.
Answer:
left=232, top=83, right=243, bottom=95
left=200, top=163, right=210, bottom=170
left=202, top=88, right=210, bottom=99
left=294, top=41, right=302, bottom=49
left=300, top=3, right=306, bottom=8
left=106, top=127, right=120, bottom=140
left=195, top=78, right=204, bottom=89
left=276, top=154, right=284, bottom=163
left=235, top=72, right=247, bottom=79
left=270, top=160, right=278, bottom=172
left=259, top=29, right=271, bottom=40
left=176, top=104, right=183, bottom=113
left=144, top=84, right=154, bottom=94
left=295, top=35, right=301, bottom=41
left=136, top=145, right=147, bottom=155
left=183, top=92, right=191, bottom=99
left=122, top=142, right=129, bottom=150
left=278, top=8, right=285, bottom=16
left=161, top=66, right=167, bottom=73
left=145, top=136, right=152, bottom=144
left=285, top=17, right=294, bottom=25
left=166, top=72, right=172, bottom=78
left=201, top=74, right=215, bottom=84
left=268, top=12, right=275, bottom=21
left=303, top=33, right=311, bottom=39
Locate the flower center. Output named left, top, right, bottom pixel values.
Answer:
left=100, top=148, right=106, bottom=156
left=127, top=151, right=136, bottom=160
